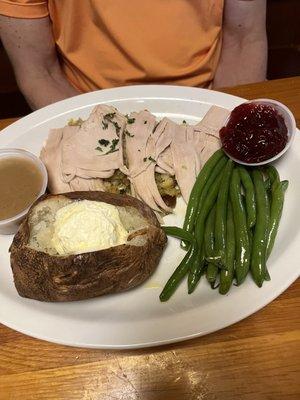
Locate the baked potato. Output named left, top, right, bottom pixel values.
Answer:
left=9, top=191, right=167, bottom=302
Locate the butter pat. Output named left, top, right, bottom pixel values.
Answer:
left=51, top=200, right=128, bottom=255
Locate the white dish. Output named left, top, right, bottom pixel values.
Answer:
left=0, top=85, right=299, bottom=349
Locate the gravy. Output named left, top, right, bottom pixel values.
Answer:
left=0, top=157, right=43, bottom=220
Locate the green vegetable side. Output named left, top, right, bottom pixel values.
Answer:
left=160, top=150, right=288, bottom=301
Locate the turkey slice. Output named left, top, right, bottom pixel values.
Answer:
left=123, top=111, right=172, bottom=213
left=40, top=128, right=104, bottom=194
left=155, top=118, right=175, bottom=175
left=40, top=128, right=71, bottom=193
left=195, top=105, right=230, bottom=165
left=170, top=124, right=201, bottom=203
left=61, top=105, right=126, bottom=181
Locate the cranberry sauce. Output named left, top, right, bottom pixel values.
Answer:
left=220, top=103, right=288, bottom=163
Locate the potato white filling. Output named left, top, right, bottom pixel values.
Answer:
left=51, top=200, right=128, bottom=255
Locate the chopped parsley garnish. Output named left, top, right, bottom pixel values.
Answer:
left=98, top=139, right=110, bottom=146
left=182, top=120, right=187, bottom=124
left=127, top=117, right=135, bottom=124
left=125, top=130, right=134, bottom=137
left=112, top=121, right=121, bottom=134
left=104, top=112, right=116, bottom=120
left=102, top=112, right=122, bottom=134
left=96, top=138, right=119, bottom=154
left=105, top=138, right=119, bottom=154
left=143, top=156, right=156, bottom=163
left=102, top=121, right=108, bottom=130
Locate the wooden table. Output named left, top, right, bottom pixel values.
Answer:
left=0, top=77, right=299, bottom=400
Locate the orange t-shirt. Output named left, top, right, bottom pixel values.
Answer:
left=0, top=0, right=224, bottom=92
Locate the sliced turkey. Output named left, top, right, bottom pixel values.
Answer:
left=195, top=105, right=230, bottom=165
left=155, top=119, right=176, bottom=175
left=170, top=123, right=201, bottom=203
left=123, top=111, right=172, bottom=212
left=40, top=126, right=105, bottom=194
left=40, top=128, right=71, bottom=193
left=61, top=105, right=126, bottom=181
left=40, top=103, right=230, bottom=211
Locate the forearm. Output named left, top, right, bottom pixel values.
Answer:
left=18, top=65, right=80, bottom=110
left=0, top=15, right=79, bottom=110
left=213, top=33, right=267, bottom=88
left=213, top=0, right=267, bottom=89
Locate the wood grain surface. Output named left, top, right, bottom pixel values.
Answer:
left=0, top=77, right=299, bottom=400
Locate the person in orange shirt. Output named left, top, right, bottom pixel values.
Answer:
left=0, top=1, right=267, bottom=110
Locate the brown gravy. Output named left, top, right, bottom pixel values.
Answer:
left=0, top=157, right=43, bottom=220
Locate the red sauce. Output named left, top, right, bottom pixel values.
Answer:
left=220, top=103, right=288, bottom=163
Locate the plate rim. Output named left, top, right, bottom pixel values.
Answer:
left=0, top=85, right=245, bottom=137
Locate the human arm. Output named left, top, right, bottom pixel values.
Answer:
left=213, top=0, right=267, bottom=88
left=0, top=15, right=80, bottom=110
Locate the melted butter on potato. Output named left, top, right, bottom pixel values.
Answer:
left=51, top=200, right=128, bottom=255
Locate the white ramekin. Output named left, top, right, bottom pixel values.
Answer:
left=0, top=148, right=48, bottom=235
left=222, top=98, right=297, bottom=166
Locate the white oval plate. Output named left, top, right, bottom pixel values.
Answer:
left=0, top=85, right=299, bottom=349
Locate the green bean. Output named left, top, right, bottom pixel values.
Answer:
left=243, top=173, right=270, bottom=283
left=264, top=178, right=271, bottom=192
left=265, top=165, right=280, bottom=187
left=281, top=180, right=289, bottom=192
left=263, top=173, right=288, bottom=280
left=182, top=149, right=225, bottom=248
left=206, top=255, right=222, bottom=264
left=265, top=165, right=281, bottom=194
left=163, top=226, right=195, bottom=243
left=187, top=249, right=205, bottom=293
left=204, top=204, right=218, bottom=285
left=204, top=160, right=233, bottom=285
left=204, top=205, right=216, bottom=258
left=230, top=169, right=250, bottom=285
left=188, top=172, right=224, bottom=293
left=248, top=226, right=253, bottom=252
left=264, top=178, right=288, bottom=280
left=204, top=259, right=227, bottom=270
left=251, top=170, right=270, bottom=287
left=238, top=167, right=256, bottom=228
left=264, top=268, right=271, bottom=281
left=194, top=156, right=228, bottom=224
left=219, top=201, right=235, bottom=294
left=204, top=205, right=223, bottom=270
left=196, top=182, right=223, bottom=247
left=206, top=262, right=218, bottom=284
left=194, top=171, right=224, bottom=251
left=160, top=244, right=198, bottom=302
left=215, top=159, right=234, bottom=263
left=266, top=179, right=288, bottom=259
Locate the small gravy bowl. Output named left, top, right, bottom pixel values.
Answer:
left=221, top=98, right=297, bottom=166
left=0, top=149, right=48, bottom=235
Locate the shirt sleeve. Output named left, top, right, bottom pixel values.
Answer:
left=0, top=0, right=49, bottom=18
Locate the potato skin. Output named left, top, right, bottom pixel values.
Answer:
left=10, top=191, right=167, bottom=302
